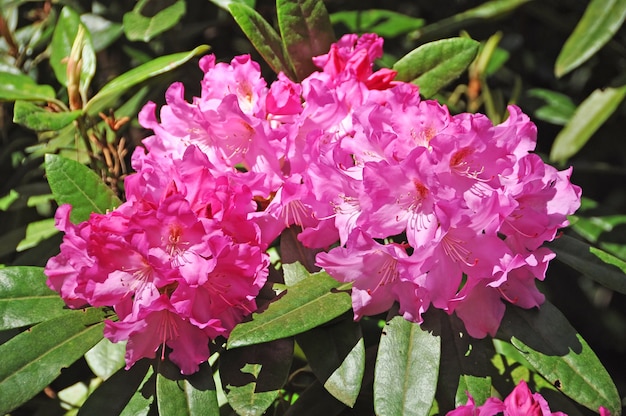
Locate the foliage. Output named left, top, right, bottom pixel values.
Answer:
left=0, top=0, right=625, bottom=415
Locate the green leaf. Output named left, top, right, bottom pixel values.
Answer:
left=227, top=271, right=352, bottom=348
left=80, top=14, right=124, bottom=52
left=374, top=315, right=441, bottom=416
left=16, top=218, right=58, bottom=251
left=156, top=362, right=219, bottom=416
left=0, top=72, right=55, bottom=101
left=330, top=9, right=424, bottom=38
left=78, top=360, right=153, bottom=416
left=455, top=375, right=492, bottom=407
left=393, top=38, right=480, bottom=98
left=123, top=0, right=186, bottom=42
left=227, top=3, right=296, bottom=80
left=548, top=234, right=626, bottom=294
left=528, top=88, right=576, bottom=125
left=277, top=0, right=335, bottom=81
left=208, top=0, right=255, bottom=10
left=414, top=0, right=533, bottom=42
left=282, top=261, right=310, bottom=286
left=555, top=0, right=626, bottom=77
left=0, top=266, right=72, bottom=330
left=84, top=45, right=210, bottom=115
left=297, top=318, right=365, bottom=407
left=45, top=153, right=122, bottom=223
left=85, top=337, right=126, bottom=380
left=221, top=339, right=293, bottom=416
left=497, top=302, right=621, bottom=415
left=0, top=307, right=107, bottom=415
left=549, top=85, right=626, bottom=163
left=13, top=100, right=82, bottom=131
left=49, top=6, right=96, bottom=97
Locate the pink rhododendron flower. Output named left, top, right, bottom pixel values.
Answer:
left=447, top=380, right=567, bottom=416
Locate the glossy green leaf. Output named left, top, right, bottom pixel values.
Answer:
left=555, top=0, right=626, bottom=77
left=455, top=375, right=491, bottom=407
left=80, top=14, right=124, bottom=52
left=227, top=3, right=296, bottom=80
left=528, top=88, right=576, bottom=125
left=277, top=0, right=335, bottom=81
left=45, top=154, right=122, bottom=223
left=78, top=361, right=153, bottom=416
left=549, top=234, right=626, bottom=294
left=550, top=85, right=626, bottom=163
left=0, top=307, right=107, bottom=415
left=283, top=261, right=310, bottom=286
left=0, top=72, right=55, bottom=101
left=49, top=6, right=96, bottom=97
left=227, top=271, right=352, bottom=348
left=84, top=45, right=210, bottom=115
left=330, top=9, right=424, bottom=38
left=15, top=218, right=58, bottom=251
left=208, top=0, right=255, bottom=10
left=0, top=266, right=72, bottom=330
left=123, top=0, right=186, bottom=42
left=497, top=302, right=621, bottom=415
left=297, top=318, right=365, bottom=407
left=13, top=100, right=82, bottom=131
left=156, top=362, right=219, bottom=416
left=393, top=38, right=480, bottom=97
left=221, top=339, right=293, bottom=416
left=374, top=315, right=441, bottom=416
left=414, top=0, right=533, bottom=42
left=85, top=337, right=126, bottom=380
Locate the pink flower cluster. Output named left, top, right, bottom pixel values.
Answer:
left=45, top=33, right=581, bottom=373
left=447, top=380, right=567, bottom=416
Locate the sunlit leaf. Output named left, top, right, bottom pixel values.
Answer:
left=0, top=308, right=107, bottom=415
left=0, top=72, right=55, bottom=101
left=16, top=218, right=58, bottom=251
left=227, top=2, right=296, bottom=80
left=297, top=318, right=365, bottom=407
left=455, top=375, right=492, bottom=407
left=84, top=45, right=210, bottom=115
left=393, top=37, right=479, bottom=97
left=497, top=302, right=621, bottom=414
left=45, top=154, right=122, bottom=223
left=330, top=9, right=424, bottom=38
left=227, top=271, right=352, bottom=348
left=85, top=338, right=126, bottom=380
left=81, top=13, right=124, bottom=52
left=548, top=234, right=626, bottom=294
left=550, top=85, right=626, bottom=163
left=374, top=315, right=440, bottom=416
left=123, top=0, right=186, bottom=42
left=156, top=362, right=219, bottom=416
left=528, top=88, right=576, bottom=125
left=13, top=100, right=82, bottom=131
left=0, top=266, right=72, bottom=330
left=277, top=0, right=335, bottom=81
left=555, top=0, right=626, bottom=77
left=207, top=0, right=255, bottom=10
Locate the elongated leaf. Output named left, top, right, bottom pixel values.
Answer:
left=45, top=153, right=122, bottom=223
left=548, top=234, right=626, bottom=294
left=84, top=45, right=210, bottom=115
left=555, top=0, right=626, bottom=77
left=550, top=85, right=626, bottom=163
left=227, top=271, right=352, bottom=348
left=277, top=0, right=335, bottom=81
left=497, top=302, right=621, bottom=415
left=227, top=3, right=296, bottom=80
left=123, top=0, right=186, bottom=42
left=13, top=100, right=82, bottom=131
left=85, top=337, right=126, bottom=380
left=297, top=318, right=365, bottom=407
left=221, top=339, right=293, bottom=416
left=0, top=308, right=107, bottom=414
left=78, top=360, right=152, bottom=416
left=393, top=38, right=480, bottom=97
left=16, top=218, right=58, bottom=251
left=0, top=72, right=55, bottom=101
left=80, top=14, right=124, bottom=52
left=528, top=88, right=576, bottom=125
left=414, top=0, right=532, bottom=41
left=330, top=9, right=424, bottom=38
left=374, top=315, right=441, bottom=416
left=0, top=266, right=72, bottom=330
left=156, top=362, right=219, bottom=416
left=209, top=0, right=255, bottom=10
left=50, top=6, right=96, bottom=96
